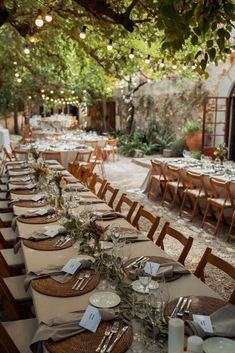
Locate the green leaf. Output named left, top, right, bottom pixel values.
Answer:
left=208, top=48, right=216, bottom=61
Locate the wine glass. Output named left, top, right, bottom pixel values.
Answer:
left=157, top=274, right=170, bottom=312
left=138, top=270, right=152, bottom=295
left=146, top=293, right=163, bottom=351
left=108, top=224, right=121, bottom=245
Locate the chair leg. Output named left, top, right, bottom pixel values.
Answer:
left=214, top=207, right=224, bottom=235
left=227, top=211, right=235, bottom=242
left=179, top=192, right=187, bottom=216
left=202, top=202, right=211, bottom=227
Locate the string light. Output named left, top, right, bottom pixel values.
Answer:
left=129, top=48, right=134, bottom=60
left=15, top=73, right=20, bottom=77
left=13, top=61, right=17, bottom=65
left=60, top=90, right=64, bottom=94
left=80, top=26, right=87, bottom=39
left=160, top=62, right=165, bottom=68
left=107, top=39, right=113, bottom=51
left=40, top=88, right=45, bottom=93
left=145, top=54, right=150, bottom=64
left=17, top=78, right=22, bottom=83
left=28, top=96, right=32, bottom=99
left=35, top=11, right=44, bottom=27
left=45, top=12, right=53, bottom=23
left=50, top=90, right=54, bottom=94
left=24, top=45, right=30, bottom=55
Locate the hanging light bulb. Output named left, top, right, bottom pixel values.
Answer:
left=28, top=96, right=32, bottom=99
left=15, top=73, right=20, bottom=77
left=145, top=54, right=150, bottom=64
left=129, top=48, right=134, bottom=60
left=45, top=11, right=53, bottom=23
left=35, top=11, right=44, bottom=27
left=13, top=61, right=17, bottom=65
left=71, top=90, right=75, bottom=94
left=172, top=65, right=177, bottom=70
left=60, top=90, right=64, bottom=94
left=79, top=26, right=87, bottom=39
left=160, top=62, right=165, bottom=68
left=41, top=88, right=45, bottom=93
left=17, top=78, right=22, bottom=83
left=107, top=39, right=113, bottom=51
left=50, top=90, right=54, bottom=94
left=24, top=45, right=30, bottom=55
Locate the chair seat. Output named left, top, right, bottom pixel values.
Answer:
left=0, top=192, right=7, bottom=199
left=152, top=175, right=166, bottom=182
left=0, top=185, right=7, bottom=191
left=167, top=181, right=184, bottom=188
left=1, top=248, right=24, bottom=267
left=0, top=200, right=10, bottom=209
left=0, top=227, right=17, bottom=242
left=185, top=189, right=206, bottom=197
left=208, top=197, right=232, bottom=207
left=2, top=318, right=37, bottom=353
left=3, top=275, right=31, bottom=302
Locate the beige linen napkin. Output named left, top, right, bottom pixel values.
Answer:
left=24, top=260, right=92, bottom=290
left=30, top=309, right=118, bottom=353
left=95, top=211, right=124, bottom=221
left=127, top=262, right=190, bottom=281
left=185, top=304, right=235, bottom=338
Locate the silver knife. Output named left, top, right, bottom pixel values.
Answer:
left=106, top=326, right=129, bottom=353
left=126, top=256, right=145, bottom=269
left=171, top=296, right=183, bottom=317
left=177, top=297, right=188, bottom=317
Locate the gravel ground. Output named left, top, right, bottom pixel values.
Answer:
left=104, top=156, right=235, bottom=302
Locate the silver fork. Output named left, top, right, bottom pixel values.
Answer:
left=76, top=273, right=90, bottom=290
left=72, top=273, right=84, bottom=290
left=184, top=298, right=192, bottom=315
left=95, top=325, right=111, bottom=352
left=59, top=235, right=71, bottom=247
left=177, top=297, right=188, bottom=317
left=100, top=321, right=119, bottom=353
left=54, top=236, right=65, bottom=246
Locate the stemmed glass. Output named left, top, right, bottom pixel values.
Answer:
left=108, top=224, right=121, bottom=246
left=138, top=269, right=152, bottom=295
left=146, top=293, right=163, bottom=351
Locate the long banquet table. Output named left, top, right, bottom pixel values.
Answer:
left=4, top=159, right=228, bottom=352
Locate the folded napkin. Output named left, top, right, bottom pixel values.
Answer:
left=8, top=184, right=36, bottom=191
left=24, top=260, right=92, bottom=291
left=20, top=209, right=53, bottom=218
left=95, top=211, right=124, bottom=221
left=20, top=228, right=67, bottom=241
left=30, top=309, right=118, bottom=353
left=64, top=187, right=87, bottom=192
left=185, top=304, right=235, bottom=338
left=79, top=200, right=106, bottom=205
left=127, top=262, right=190, bottom=281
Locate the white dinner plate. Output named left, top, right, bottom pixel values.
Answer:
left=100, top=241, right=113, bottom=250
left=89, top=291, right=121, bottom=308
left=75, top=254, right=95, bottom=263
left=131, top=279, right=159, bottom=294
left=203, top=337, right=235, bottom=353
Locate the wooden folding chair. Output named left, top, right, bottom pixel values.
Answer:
left=202, top=178, right=233, bottom=235
left=100, top=183, right=119, bottom=208
left=88, top=174, right=107, bottom=198
left=0, top=318, right=37, bottom=353
left=91, top=147, right=106, bottom=178
left=180, top=171, right=208, bottom=220
left=194, top=247, right=235, bottom=305
left=68, top=150, right=93, bottom=173
left=104, top=139, right=119, bottom=161
left=155, top=224, right=193, bottom=265
left=41, top=151, right=61, bottom=164
left=3, top=147, right=14, bottom=162
left=162, top=165, right=185, bottom=208
left=0, top=248, right=25, bottom=277
left=148, top=160, right=167, bottom=200
left=0, top=275, right=32, bottom=320
left=227, top=209, right=235, bottom=242
left=132, top=205, right=161, bottom=241
left=115, top=193, right=138, bottom=223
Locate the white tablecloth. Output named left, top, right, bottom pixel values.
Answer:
left=0, top=128, right=10, bottom=151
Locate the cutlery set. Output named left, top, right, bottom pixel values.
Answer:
left=171, top=297, right=192, bottom=317
left=96, top=321, right=129, bottom=353
left=54, top=235, right=72, bottom=247
left=72, top=272, right=94, bottom=291
left=126, top=256, right=150, bottom=269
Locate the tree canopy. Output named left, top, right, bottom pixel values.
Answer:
left=0, top=0, right=235, bottom=110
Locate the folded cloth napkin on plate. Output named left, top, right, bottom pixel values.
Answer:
left=30, top=309, right=118, bottom=353
left=127, top=262, right=190, bottom=281
left=95, top=211, right=124, bottom=221
left=20, top=209, right=54, bottom=218
left=64, top=186, right=87, bottom=192
left=79, top=200, right=106, bottom=205
left=24, top=260, right=92, bottom=290
left=185, top=304, right=235, bottom=338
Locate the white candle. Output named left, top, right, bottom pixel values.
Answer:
left=168, top=318, right=184, bottom=353
left=187, top=336, right=203, bottom=353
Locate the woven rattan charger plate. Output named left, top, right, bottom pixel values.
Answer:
left=17, top=214, right=60, bottom=224
left=124, top=256, right=182, bottom=282
left=45, top=319, right=133, bottom=353
left=165, top=296, right=226, bottom=320
left=10, top=181, right=30, bottom=185
left=23, top=236, right=75, bottom=251
left=11, top=189, right=38, bottom=195
left=32, top=269, right=100, bottom=297
left=13, top=199, right=47, bottom=208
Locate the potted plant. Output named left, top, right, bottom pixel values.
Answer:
left=182, top=120, right=202, bottom=151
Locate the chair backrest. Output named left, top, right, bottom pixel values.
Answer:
left=80, top=167, right=94, bottom=187
left=74, top=150, right=92, bottom=163
left=88, top=174, right=107, bottom=198
left=132, top=205, right=161, bottom=241
left=186, top=171, right=207, bottom=195
left=10, top=144, right=18, bottom=160
left=155, top=224, right=193, bottom=265
left=42, top=151, right=61, bottom=164
left=151, top=160, right=166, bottom=180
left=209, top=178, right=233, bottom=207
left=3, top=147, right=12, bottom=161
left=194, top=247, right=235, bottom=305
left=115, top=193, right=138, bottom=223
left=92, top=146, right=104, bottom=162
left=0, top=277, right=21, bottom=320
left=100, top=183, right=119, bottom=208
left=0, top=321, right=20, bottom=353
left=108, top=139, right=118, bottom=147
left=166, top=165, right=184, bottom=186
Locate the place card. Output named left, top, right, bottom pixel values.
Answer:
left=43, top=228, right=59, bottom=237
left=25, top=183, right=35, bottom=189
left=31, top=195, right=43, bottom=201
left=36, top=208, right=48, bottom=216
left=79, top=304, right=101, bottom=333
left=144, top=261, right=160, bottom=276
left=192, top=314, right=213, bottom=333
left=21, top=176, right=31, bottom=182
left=61, top=259, right=81, bottom=275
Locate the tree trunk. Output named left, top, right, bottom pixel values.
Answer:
left=126, top=102, right=135, bottom=135
left=102, top=98, right=107, bottom=131
left=13, top=103, right=19, bottom=134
